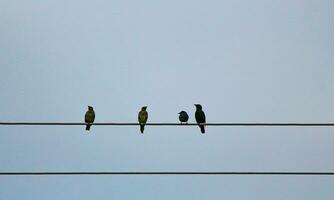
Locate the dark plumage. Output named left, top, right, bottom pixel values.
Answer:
left=85, top=106, right=95, bottom=131
left=138, top=106, right=148, bottom=133
left=178, top=111, right=189, bottom=124
left=195, top=104, right=206, bottom=133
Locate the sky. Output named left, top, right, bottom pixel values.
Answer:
left=1, top=0, right=334, bottom=199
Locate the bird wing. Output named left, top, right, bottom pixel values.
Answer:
left=144, top=111, right=148, bottom=122
left=195, top=111, right=206, bottom=123
left=85, top=111, right=95, bottom=123
left=179, top=113, right=189, bottom=122
left=138, top=111, right=141, bottom=122
left=138, top=111, right=148, bottom=123
left=85, top=111, right=90, bottom=123
left=185, top=112, right=189, bottom=120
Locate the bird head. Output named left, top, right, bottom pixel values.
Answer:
left=178, top=111, right=186, bottom=115
left=194, top=104, right=202, bottom=110
left=88, top=106, right=94, bottom=110
left=141, top=106, right=147, bottom=111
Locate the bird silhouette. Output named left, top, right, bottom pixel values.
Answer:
left=138, top=106, right=148, bottom=133
left=178, top=111, right=189, bottom=124
left=85, top=106, right=95, bottom=131
left=195, top=104, right=206, bottom=133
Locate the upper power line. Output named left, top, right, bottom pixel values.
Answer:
left=1, top=171, right=334, bottom=176
left=1, top=122, right=334, bottom=126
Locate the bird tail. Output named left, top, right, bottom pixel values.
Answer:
left=86, top=124, right=91, bottom=131
left=140, top=124, right=145, bottom=133
left=200, top=125, right=205, bottom=134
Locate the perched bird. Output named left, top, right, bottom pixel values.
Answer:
left=178, top=111, right=189, bottom=124
left=85, top=106, right=95, bottom=131
left=138, top=106, right=148, bottom=133
left=195, top=104, right=206, bottom=133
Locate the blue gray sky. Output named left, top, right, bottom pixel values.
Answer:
left=1, top=0, right=334, bottom=199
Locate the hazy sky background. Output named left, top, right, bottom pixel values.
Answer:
left=1, top=0, right=334, bottom=199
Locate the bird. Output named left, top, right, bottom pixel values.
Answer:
left=138, top=106, right=148, bottom=133
left=178, top=111, right=189, bottom=124
left=85, top=106, right=95, bottom=131
left=195, top=104, right=206, bottom=133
